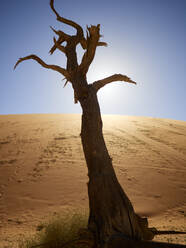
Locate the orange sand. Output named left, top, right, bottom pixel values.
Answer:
left=0, top=114, right=185, bottom=247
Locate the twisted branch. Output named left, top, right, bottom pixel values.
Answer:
left=50, top=0, right=84, bottom=38
left=14, top=55, right=69, bottom=79
left=50, top=0, right=88, bottom=51
left=92, top=74, right=137, bottom=92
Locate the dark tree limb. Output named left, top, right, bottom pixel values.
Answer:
left=80, top=38, right=88, bottom=50
left=50, top=0, right=84, bottom=38
left=79, top=24, right=105, bottom=75
left=51, top=37, right=66, bottom=54
left=50, top=0, right=88, bottom=51
left=79, top=40, right=107, bottom=51
left=50, top=0, right=106, bottom=60
left=14, top=55, right=69, bottom=79
left=92, top=73, right=137, bottom=92
left=62, top=78, right=69, bottom=88
left=49, top=26, right=69, bottom=55
left=50, top=26, right=69, bottom=39
left=97, top=41, right=108, bottom=47
left=49, top=26, right=69, bottom=42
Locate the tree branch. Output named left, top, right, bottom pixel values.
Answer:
left=49, top=26, right=69, bottom=55
left=50, top=36, right=66, bottom=55
left=50, top=0, right=84, bottom=37
left=14, top=55, right=69, bottom=79
left=97, top=41, right=108, bottom=47
left=79, top=24, right=106, bottom=75
left=50, top=0, right=87, bottom=51
left=92, top=74, right=137, bottom=92
left=50, top=26, right=69, bottom=40
left=72, top=32, right=108, bottom=50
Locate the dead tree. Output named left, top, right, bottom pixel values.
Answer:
left=14, top=1, right=186, bottom=247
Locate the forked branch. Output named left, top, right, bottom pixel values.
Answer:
left=49, top=26, right=69, bottom=55
left=92, top=74, right=137, bottom=92
left=79, top=24, right=107, bottom=74
left=14, top=55, right=69, bottom=79
left=50, top=36, right=66, bottom=54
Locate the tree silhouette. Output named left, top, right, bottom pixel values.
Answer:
left=14, top=1, right=186, bottom=247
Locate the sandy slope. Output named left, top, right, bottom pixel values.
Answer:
left=0, top=114, right=185, bottom=247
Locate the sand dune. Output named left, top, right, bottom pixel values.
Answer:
left=0, top=114, right=185, bottom=246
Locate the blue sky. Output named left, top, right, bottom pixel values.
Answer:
left=1, top=0, right=186, bottom=120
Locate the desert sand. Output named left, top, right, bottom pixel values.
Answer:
left=0, top=114, right=185, bottom=247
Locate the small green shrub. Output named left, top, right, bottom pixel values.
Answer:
left=19, top=210, right=88, bottom=248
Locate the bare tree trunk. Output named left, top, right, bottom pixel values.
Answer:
left=79, top=84, right=143, bottom=245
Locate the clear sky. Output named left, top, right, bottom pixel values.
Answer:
left=1, top=0, right=186, bottom=120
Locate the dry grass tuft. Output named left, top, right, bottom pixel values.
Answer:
left=19, top=210, right=89, bottom=248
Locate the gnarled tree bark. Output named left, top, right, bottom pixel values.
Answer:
left=14, top=1, right=186, bottom=247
